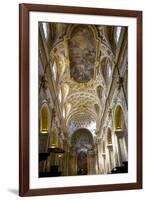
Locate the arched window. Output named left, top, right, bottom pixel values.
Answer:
left=52, top=61, right=57, bottom=81
left=51, top=127, right=58, bottom=148
left=40, top=104, right=50, bottom=134
left=42, top=22, right=49, bottom=40
left=107, top=59, right=112, bottom=77
left=101, top=57, right=112, bottom=85
left=63, top=107, right=65, bottom=118
left=58, top=89, right=62, bottom=103
left=97, top=85, right=103, bottom=99
left=94, top=104, right=99, bottom=114
left=115, top=26, right=122, bottom=43
left=107, top=128, right=112, bottom=144
left=115, top=105, right=124, bottom=130
left=101, top=57, right=106, bottom=79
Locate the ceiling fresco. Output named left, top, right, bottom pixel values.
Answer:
left=69, top=26, right=96, bottom=83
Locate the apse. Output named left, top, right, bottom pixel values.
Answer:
left=71, top=128, right=94, bottom=151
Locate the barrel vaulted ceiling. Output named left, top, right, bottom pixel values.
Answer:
left=44, top=23, right=118, bottom=136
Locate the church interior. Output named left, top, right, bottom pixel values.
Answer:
left=38, top=22, right=128, bottom=177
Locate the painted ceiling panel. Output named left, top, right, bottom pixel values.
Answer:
left=69, top=26, right=96, bottom=83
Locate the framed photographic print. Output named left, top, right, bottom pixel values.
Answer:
left=19, top=3, right=143, bottom=196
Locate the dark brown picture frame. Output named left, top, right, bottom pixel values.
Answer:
left=19, top=3, right=143, bottom=197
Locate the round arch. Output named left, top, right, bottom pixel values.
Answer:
left=107, top=128, right=112, bottom=144
left=114, top=105, right=125, bottom=130
left=40, top=103, right=50, bottom=134
left=100, top=57, right=112, bottom=85
left=96, top=85, right=103, bottom=100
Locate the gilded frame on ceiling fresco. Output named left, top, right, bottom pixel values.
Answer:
left=19, top=3, right=142, bottom=196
